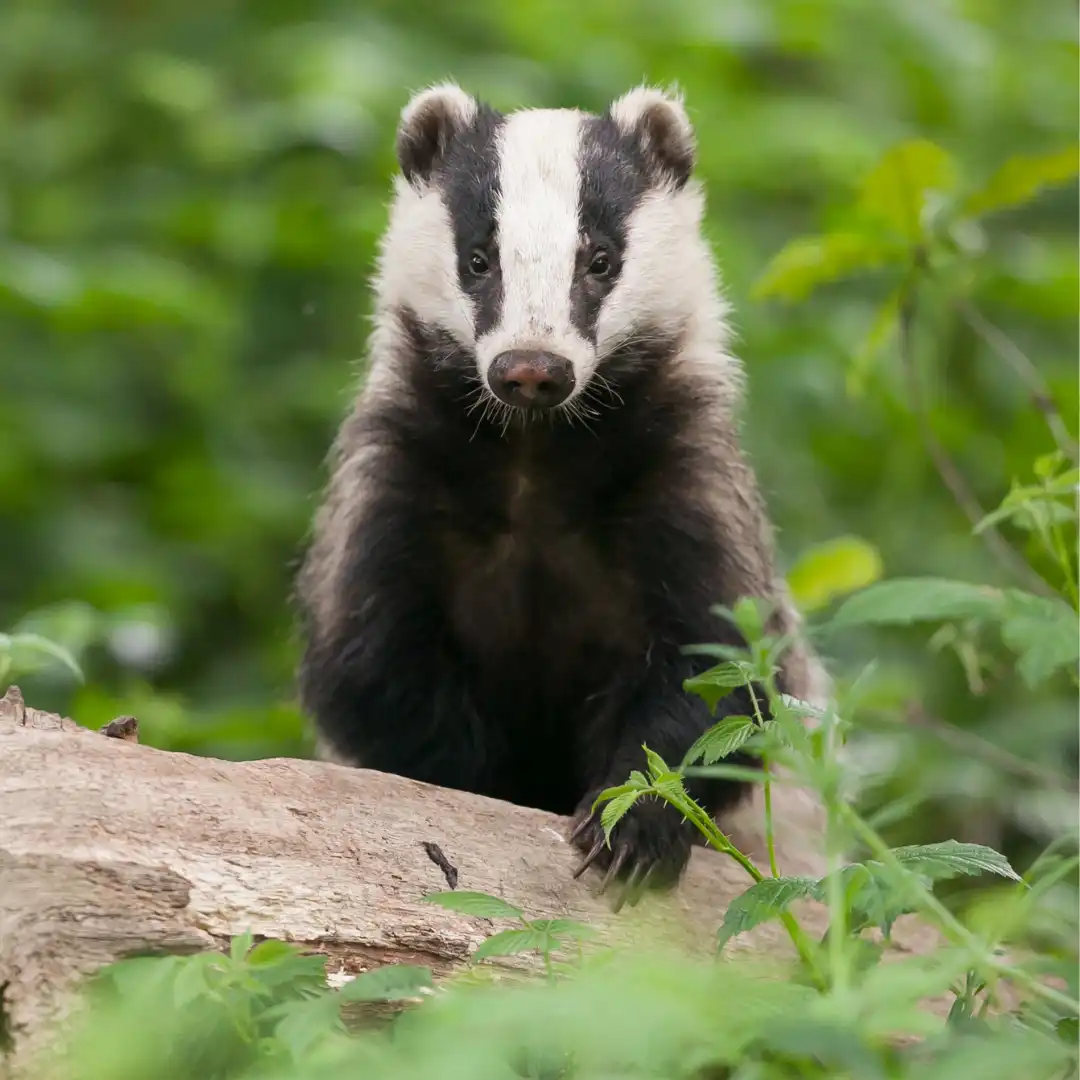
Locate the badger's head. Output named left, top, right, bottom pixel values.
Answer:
left=374, top=83, right=728, bottom=421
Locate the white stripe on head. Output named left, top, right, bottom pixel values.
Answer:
left=595, top=180, right=730, bottom=357
left=476, top=109, right=594, bottom=390
left=373, top=175, right=476, bottom=348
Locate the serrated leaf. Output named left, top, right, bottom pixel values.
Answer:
left=683, top=663, right=748, bottom=713
left=600, top=789, right=641, bottom=843
left=787, top=536, right=885, bottom=614
left=840, top=864, right=920, bottom=937
left=999, top=593, right=1079, bottom=688
left=857, top=139, right=957, bottom=241
left=422, top=891, right=523, bottom=920
left=829, top=578, right=1006, bottom=629
left=528, top=918, right=595, bottom=941
left=963, top=146, right=1079, bottom=218
left=472, top=927, right=545, bottom=962
left=682, top=716, right=757, bottom=767
left=752, top=231, right=898, bottom=302
left=716, top=877, right=820, bottom=952
left=643, top=746, right=671, bottom=781
left=338, top=964, right=432, bottom=1002
left=891, top=840, right=1022, bottom=883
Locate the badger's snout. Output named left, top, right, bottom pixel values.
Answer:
left=488, top=350, right=575, bottom=409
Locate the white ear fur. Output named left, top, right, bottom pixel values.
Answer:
left=396, top=82, right=478, bottom=186
left=609, top=85, right=696, bottom=188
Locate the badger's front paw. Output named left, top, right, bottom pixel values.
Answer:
left=569, top=792, right=694, bottom=911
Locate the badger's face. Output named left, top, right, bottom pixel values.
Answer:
left=377, top=83, right=722, bottom=418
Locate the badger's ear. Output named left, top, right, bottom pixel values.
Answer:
left=396, top=82, right=478, bottom=186
left=609, top=86, right=695, bottom=189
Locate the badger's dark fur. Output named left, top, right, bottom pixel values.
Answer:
left=295, top=84, right=825, bottom=898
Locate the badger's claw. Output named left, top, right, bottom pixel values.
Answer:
left=568, top=793, right=693, bottom=912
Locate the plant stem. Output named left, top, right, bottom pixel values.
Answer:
left=747, top=683, right=781, bottom=878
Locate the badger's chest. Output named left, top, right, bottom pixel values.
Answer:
left=440, top=463, right=644, bottom=700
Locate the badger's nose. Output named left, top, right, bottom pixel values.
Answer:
left=488, top=350, right=575, bottom=409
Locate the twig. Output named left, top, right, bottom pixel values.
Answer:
left=897, top=279, right=1057, bottom=598
left=958, top=299, right=1079, bottom=463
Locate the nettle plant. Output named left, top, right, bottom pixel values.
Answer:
left=26, top=140, right=1080, bottom=1080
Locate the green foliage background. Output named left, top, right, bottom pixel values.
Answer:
left=1, top=0, right=1076, bottom=878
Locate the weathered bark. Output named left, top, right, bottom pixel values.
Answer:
left=0, top=686, right=941, bottom=1073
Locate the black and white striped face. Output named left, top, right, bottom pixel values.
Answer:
left=376, top=83, right=724, bottom=416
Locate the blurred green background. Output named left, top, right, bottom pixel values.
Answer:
left=1, top=0, right=1076, bottom=881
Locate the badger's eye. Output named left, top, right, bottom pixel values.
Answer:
left=468, top=249, right=490, bottom=276
left=587, top=249, right=612, bottom=279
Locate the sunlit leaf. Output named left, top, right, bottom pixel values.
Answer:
left=752, top=231, right=899, bottom=302
left=857, top=139, right=958, bottom=240
left=963, top=146, right=1080, bottom=218
left=787, top=536, right=884, bottom=613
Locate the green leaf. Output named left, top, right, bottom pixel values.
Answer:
left=829, top=580, right=1078, bottom=685
left=682, top=715, right=757, bottom=767
left=229, top=930, right=254, bottom=964
left=890, top=840, right=1022, bottom=883
left=600, top=789, right=641, bottom=843
left=643, top=746, right=671, bottom=781
left=245, top=939, right=302, bottom=966
left=472, top=927, right=545, bottom=962
left=998, top=593, right=1080, bottom=687
left=527, top=918, right=596, bottom=943
left=963, top=146, right=1080, bottom=218
left=338, top=964, right=432, bottom=1002
left=752, top=231, right=898, bottom=302
left=787, top=536, right=884, bottom=613
left=828, top=578, right=1005, bottom=629
left=836, top=864, right=920, bottom=937
left=422, top=891, right=524, bottom=920
left=683, top=662, right=748, bottom=713
left=847, top=287, right=903, bottom=396
left=913, top=1027, right=1073, bottom=1080
left=857, top=139, right=957, bottom=241
left=715, top=876, right=820, bottom=952
left=0, top=632, right=84, bottom=682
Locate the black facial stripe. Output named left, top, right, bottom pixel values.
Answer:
left=572, top=115, right=652, bottom=343
left=435, top=103, right=506, bottom=338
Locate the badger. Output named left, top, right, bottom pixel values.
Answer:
left=295, top=83, right=825, bottom=903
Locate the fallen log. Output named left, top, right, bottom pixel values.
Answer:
left=0, top=685, right=941, bottom=1074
